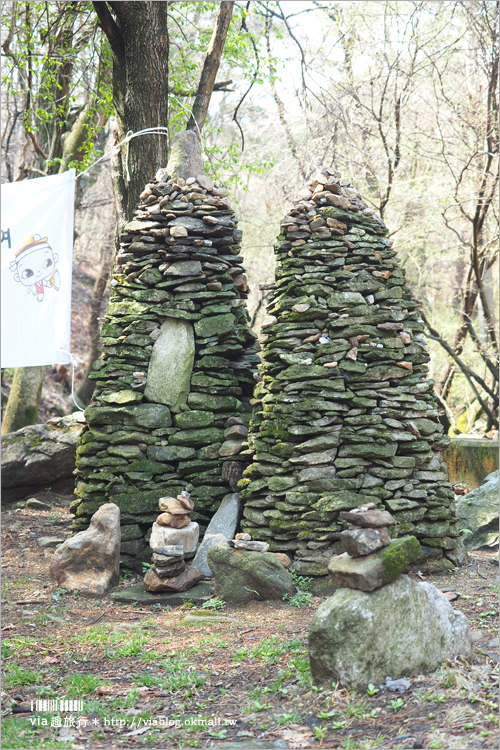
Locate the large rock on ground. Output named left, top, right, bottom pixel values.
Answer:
left=193, top=493, right=241, bottom=576
left=1, top=413, right=85, bottom=502
left=328, top=536, right=421, bottom=592
left=456, top=470, right=499, bottom=549
left=308, top=576, right=472, bottom=690
left=50, top=503, right=120, bottom=597
left=206, top=545, right=294, bottom=603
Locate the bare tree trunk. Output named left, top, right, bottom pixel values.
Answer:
left=186, top=1, right=235, bottom=132
left=1, top=367, right=44, bottom=435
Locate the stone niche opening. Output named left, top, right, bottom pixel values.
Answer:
left=239, top=167, right=463, bottom=576
left=71, top=131, right=258, bottom=570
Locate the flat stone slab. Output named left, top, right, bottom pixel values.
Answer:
left=193, top=493, right=240, bottom=577
left=339, top=509, right=395, bottom=527
left=182, top=613, right=232, bottom=625
left=111, top=581, right=213, bottom=605
left=38, top=536, right=65, bottom=548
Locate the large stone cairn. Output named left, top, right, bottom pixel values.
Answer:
left=71, top=131, right=258, bottom=570
left=239, top=167, right=458, bottom=576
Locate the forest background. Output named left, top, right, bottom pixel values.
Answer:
left=1, top=0, right=498, bottom=436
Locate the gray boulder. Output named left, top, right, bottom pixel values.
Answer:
left=206, top=545, right=294, bottom=603
left=1, top=413, right=85, bottom=502
left=50, top=503, right=120, bottom=597
left=193, top=493, right=240, bottom=577
left=308, top=576, right=472, bottom=690
left=456, top=470, right=499, bottom=549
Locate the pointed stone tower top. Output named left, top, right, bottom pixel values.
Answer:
left=161, top=129, right=205, bottom=181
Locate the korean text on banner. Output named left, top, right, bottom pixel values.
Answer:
left=1, top=169, right=76, bottom=368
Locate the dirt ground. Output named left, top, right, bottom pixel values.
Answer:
left=1, top=496, right=498, bottom=750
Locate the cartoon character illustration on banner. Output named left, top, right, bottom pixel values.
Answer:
left=9, top=234, right=60, bottom=303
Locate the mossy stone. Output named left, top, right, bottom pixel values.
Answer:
left=194, top=313, right=236, bottom=338
left=338, top=443, right=397, bottom=458
left=107, top=445, right=144, bottom=459
left=174, top=411, right=214, bottom=429
left=147, top=445, right=196, bottom=461
left=144, top=318, right=195, bottom=413
left=309, top=576, right=471, bottom=691
left=85, top=403, right=171, bottom=429
left=267, top=476, right=298, bottom=491
left=328, top=536, right=421, bottom=592
left=99, top=390, right=143, bottom=405
left=169, top=427, right=224, bottom=447
left=206, top=545, right=294, bottom=603
left=187, top=392, right=241, bottom=412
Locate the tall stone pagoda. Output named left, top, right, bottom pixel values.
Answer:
left=71, top=131, right=258, bottom=569
left=239, top=168, right=463, bottom=576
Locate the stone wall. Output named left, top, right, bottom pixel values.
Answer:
left=239, top=168, right=459, bottom=576
left=71, top=132, right=257, bottom=569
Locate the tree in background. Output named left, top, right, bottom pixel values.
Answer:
left=1, top=0, right=270, bottom=423
left=1, top=1, right=113, bottom=433
left=236, top=0, right=498, bottom=432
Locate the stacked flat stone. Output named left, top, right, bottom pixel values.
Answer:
left=156, top=489, right=194, bottom=528
left=71, top=133, right=257, bottom=570
left=228, top=532, right=269, bottom=552
left=239, top=167, right=458, bottom=576
left=328, top=504, right=421, bottom=591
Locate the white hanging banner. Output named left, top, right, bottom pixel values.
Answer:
left=1, top=170, right=76, bottom=367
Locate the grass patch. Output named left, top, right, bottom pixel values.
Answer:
left=3, top=665, right=44, bottom=688
left=63, top=673, right=102, bottom=697
left=0, top=718, right=69, bottom=750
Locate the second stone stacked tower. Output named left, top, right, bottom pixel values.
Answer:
left=239, top=168, right=460, bottom=576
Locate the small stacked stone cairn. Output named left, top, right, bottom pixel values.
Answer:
left=308, top=503, right=471, bottom=690
left=143, top=491, right=204, bottom=592
left=239, top=167, right=460, bottom=576
left=328, top=502, right=421, bottom=592
left=71, top=131, right=257, bottom=570
left=228, top=532, right=269, bottom=552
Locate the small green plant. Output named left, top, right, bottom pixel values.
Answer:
left=202, top=597, right=225, bottom=611
left=243, top=699, right=270, bottom=713
left=289, top=571, right=313, bottom=592
left=389, top=697, right=405, bottom=711
left=341, top=739, right=359, bottom=749
left=367, top=683, right=379, bottom=696
left=276, top=710, right=302, bottom=725
left=283, top=590, right=312, bottom=608
left=458, top=528, right=473, bottom=536
left=142, top=561, right=154, bottom=573
left=332, top=720, right=347, bottom=729
left=313, top=726, right=328, bottom=741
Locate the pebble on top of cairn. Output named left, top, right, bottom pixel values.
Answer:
left=239, top=167, right=462, bottom=576
left=144, top=490, right=204, bottom=592
left=328, top=502, right=421, bottom=591
left=72, top=130, right=257, bottom=571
